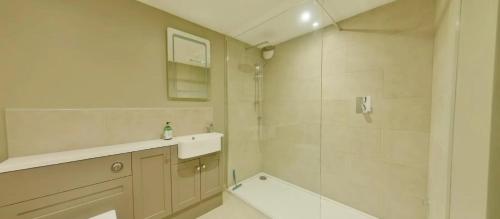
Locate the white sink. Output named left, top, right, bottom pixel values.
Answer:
left=176, top=133, right=223, bottom=159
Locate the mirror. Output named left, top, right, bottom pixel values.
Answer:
left=167, top=28, right=211, bottom=100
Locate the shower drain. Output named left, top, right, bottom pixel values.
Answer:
left=259, top=175, right=267, bottom=180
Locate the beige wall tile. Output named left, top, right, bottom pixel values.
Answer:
left=348, top=184, right=387, bottom=217
left=226, top=38, right=264, bottom=184
left=6, top=109, right=108, bottom=156
left=322, top=70, right=384, bottom=101
left=382, top=130, right=430, bottom=168
left=322, top=100, right=382, bottom=129
left=322, top=124, right=382, bottom=158
left=380, top=98, right=431, bottom=132
left=383, top=64, right=433, bottom=99
left=262, top=123, right=321, bottom=193
left=260, top=0, right=434, bottom=218
left=104, top=109, right=166, bottom=144
left=260, top=32, right=323, bottom=193
left=384, top=192, right=427, bottom=219
left=5, top=107, right=213, bottom=156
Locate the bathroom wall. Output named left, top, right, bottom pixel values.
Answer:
left=5, top=108, right=213, bottom=156
left=321, top=0, right=434, bottom=218
left=427, top=0, right=461, bottom=218
left=0, top=0, right=226, bottom=158
left=487, top=4, right=500, bottom=218
left=262, top=32, right=323, bottom=193
left=262, top=0, right=434, bottom=218
left=449, top=0, right=499, bottom=218
left=226, top=38, right=264, bottom=185
left=488, top=17, right=500, bottom=218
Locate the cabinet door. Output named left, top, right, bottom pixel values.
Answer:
left=171, top=159, right=201, bottom=212
left=132, top=147, right=172, bottom=219
left=200, top=154, right=223, bottom=200
left=0, top=177, right=133, bottom=219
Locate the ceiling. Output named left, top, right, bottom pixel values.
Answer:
left=138, top=0, right=395, bottom=46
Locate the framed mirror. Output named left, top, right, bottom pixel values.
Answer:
left=167, top=28, right=211, bottom=101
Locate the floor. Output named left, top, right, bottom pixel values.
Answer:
left=229, top=173, right=377, bottom=219
left=198, top=192, right=269, bottom=219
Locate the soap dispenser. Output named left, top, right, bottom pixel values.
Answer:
left=163, top=122, right=173, bottom=140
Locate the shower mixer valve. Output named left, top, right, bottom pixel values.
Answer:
left=356, top=96, right=372, bottom=114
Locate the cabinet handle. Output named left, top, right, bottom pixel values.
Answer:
left=202, top=164, right=206, bottom=169
left=196, top=166, right=201, bottom=172
left=111, top=162, right=124, bottom=173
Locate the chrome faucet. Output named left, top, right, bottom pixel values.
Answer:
left=206, top=123, right=214, bottom=133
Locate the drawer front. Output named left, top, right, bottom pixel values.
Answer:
left=0, top=153, right=131, bottom=207
left=0, top=177, right=133, bottom=219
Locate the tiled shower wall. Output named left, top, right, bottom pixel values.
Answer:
left=262, top=32, right=323, bottom=193
left=262, top=0, right=435, bottom=218
left=226, top=38, right=264, bottom=185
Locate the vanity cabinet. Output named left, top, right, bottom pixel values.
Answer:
left=171, top=146, right=222, bottom=213
left=0, top=143, right=223, bottom=219
left=0, top=154, right=133, bottom=219
left=132, top=147, right=172, bottom=219
left=171, top=159, right=201, bottom=212
left=200, top=155, right=222, bottom=199
left=0, top=177, right=133, bottom=219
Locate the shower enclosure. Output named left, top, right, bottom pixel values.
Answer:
left=225, top=0, right=455, bottom=218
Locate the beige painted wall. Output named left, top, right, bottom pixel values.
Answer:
left=226, top=38, right=264, bottom=185
left=427, top=0, right=461, bottom=218
left=262, top=0, right=434, bottom=218
left=449, top=0, right=499, bottom=218
left=0, top=0, right=226, bottom=159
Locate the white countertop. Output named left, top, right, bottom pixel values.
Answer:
left=0, top=139, right=179, bottom=174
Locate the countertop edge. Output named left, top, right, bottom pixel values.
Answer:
left=0, top=139, right=178, bottom=174
left=0, top=132, right=224, bottom=174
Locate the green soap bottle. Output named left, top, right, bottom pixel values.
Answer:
left=163, top=122, right=173, bottom=140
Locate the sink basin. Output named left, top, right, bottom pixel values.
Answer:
left=176, top=133, right=223, bottom=159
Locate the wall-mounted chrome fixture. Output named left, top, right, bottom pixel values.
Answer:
left=245, top=41, right=275, bottom=60
left=261, top=46, right=275, bottom=60
left=356, top=96, right=372, bottom=114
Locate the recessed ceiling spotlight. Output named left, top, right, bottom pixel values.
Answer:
left=312, top=22, right=320, bottom=27
left=301, top=12, right=311, bottom=22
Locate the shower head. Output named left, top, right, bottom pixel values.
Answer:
left=262, top=46, right=275, bottom=60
